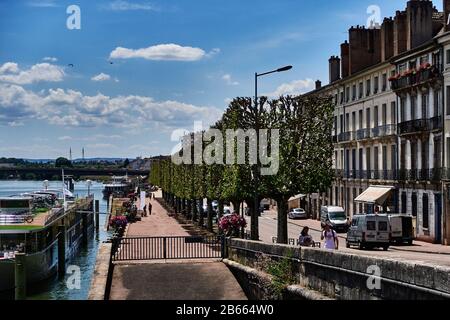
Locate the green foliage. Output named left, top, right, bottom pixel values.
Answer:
left=55, top=157, right=73, bottom=168
left=266, top=253, right=296, bottom=296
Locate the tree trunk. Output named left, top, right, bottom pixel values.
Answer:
left=277, top=196, right=288, bottom=244
left=186, top=199, right=192, bottom=220
left=192, top=199, right=198, bottom=222
left=218, top=199, right=224, bottom=220
left=249, top=200, right=259, bottom=241
left=207, top=198, right=213, bottom=232
left=198, top=199, right=204, bottom=227
left=231, top=200, right=240, bottom=214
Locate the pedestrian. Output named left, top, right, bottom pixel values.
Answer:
left=299, top=226, right=313, bottom=247
left=148, top=202, right=152, bottom=215
left=143, top=204, right=147, bottom=217
left=321, top=222, right=339, bottom=250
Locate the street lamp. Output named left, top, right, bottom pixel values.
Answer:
left=251, top=65, right=293, bottom=241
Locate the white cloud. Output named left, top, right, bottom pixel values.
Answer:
left=58, top=136, right=73, bottom=141
left=0, top=83, right=222, bottom=130
left=0, top=62, right=65, bottom=85
left=43, top=57, right=58, bottom=62
left=206, top=48, right=221, bottom=58
left=222, top=74, right=239, bottom=86
left=103, top=1, right=157, bottom=11
left=110, top=44, right=207, bottom=61
left=266, top=78, right=315, bottom=97
left=91, top=73, right=112, bottom=82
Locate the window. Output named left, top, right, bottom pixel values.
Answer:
left=382, top=145, right=387, bottom=171
left=366, top=108, right=371, bottom=129
left=409, top=59, right=416, bottom=70
left=446, top=86, right=450, bottom=116
left=434, top=136, right=442, bottom=169
left=340, top=91, right=344, bottom=104
left=400, top=97, right=406, bottom=122
left=378, top=221, right=388, bottom=231
left=346, top=87, right=350, bottom=103
left=419, top=54, right=429, bottom=65
left=411, top=95, right=417, bottom=120
left=359, top=188, right=363, bottom=213
left=340, top=114, right=344, bottom=133
left=374, top=76, right=379, bottom=94
left=366, top=147, right=371, bottom=171
left=374, top=105, right=378, bottom=128
left=359, top=82, right=363, bottom=99
left=359, top=110, right=363, bottom=129
left=399, top=63, right=407, bottom=74
left=359, top=148, right=363, bottom=171
left=411, top=193, right=417, bottom=217
left=367, top=221, right=376, bottom=230
left=391, top=145, right=396, bottom=171
left=374, top=146, right=379, bottom=172
left=391, top=101, right=396, bottom=125
left=401, top=192, right=407, bottom=214
left=352, top=112, right=356, bottom=131
left=382, top=104, right=387, bottom=126
left=345, top=113, right=350, bottom=131
left=366, top=79, right=371, bottom=96
left=434, top=89, right=440, bottom=117
left=422, top=194, right=429, bottom=229
left=422, top=93, right=429, bottom=119
left=422, top=140, right=429, bottom=170
left=333, top=116, right=337, bottom=135
left=447, top=138, right=450, bottom=168
left=352, top=85, right=356, bottom=101
left=382, top=74, right=387, bottom=91
left=446, top=49, right=450, bottom=65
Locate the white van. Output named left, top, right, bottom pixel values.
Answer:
left=346, top=214, right=391, bottom=250
left=320, top=206, right=348, bottom=233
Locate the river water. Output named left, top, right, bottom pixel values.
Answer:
left=0, top=180, right=110, bottom=300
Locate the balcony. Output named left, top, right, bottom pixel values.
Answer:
left=398, top=168, right=443, bottom=182
left=428, top=116, right=442, bottom=131
left=398, top=119, right=428, bottom=135
left=338, top=131, right=354, bottom=142
left=356, top=128, right=371, bottom=140
left=372, top=124, right=396, bottom=138
left=342, top=170, right=397, bottom=180
left=390, top=65, right=441, bottom=92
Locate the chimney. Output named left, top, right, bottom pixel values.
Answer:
left=349, top=26, right=381, bottom=75
left=406, top=0, right=433, bottom=50
left=381, top=18, right=394, bottom=61
left=341, top=41, right=350, bottom=78
left=445, top=0, right=450, bottom=32
left=315, top=80, right=322, bottom=90
left=394, top=10, right=408, bottom=55
left=329, top=56, right=341, bottom=83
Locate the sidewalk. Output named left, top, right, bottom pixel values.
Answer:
left=281, top=215, right=450, bottom=255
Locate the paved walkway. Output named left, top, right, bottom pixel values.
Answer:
left=109, top=192, right=247, bottom=300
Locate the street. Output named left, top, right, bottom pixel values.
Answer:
left=245, top=210, right=450, bottom=267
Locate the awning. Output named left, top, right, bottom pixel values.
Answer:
left=354, top=186, right=394, bottom=205
left=288, top=194, right=306, bottom=202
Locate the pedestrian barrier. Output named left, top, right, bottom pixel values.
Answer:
left=111, top=235, right=224, bottom=261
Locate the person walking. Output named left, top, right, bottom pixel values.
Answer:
left=148, top=202, right=152, bottom=215
left=321, top=222, right=338, bottom=250
left=298, top=226, right=313, bottom=247
left=143, top=204, right=147, bottom=217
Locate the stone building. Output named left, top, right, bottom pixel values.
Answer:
left=304, top=0, right=450, bottom=244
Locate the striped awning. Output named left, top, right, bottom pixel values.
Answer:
left=354, top=186, right=394, bottom=205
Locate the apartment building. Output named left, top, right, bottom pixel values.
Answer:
left=304, top=0, right=450, bottom=244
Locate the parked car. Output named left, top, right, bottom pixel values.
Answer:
left=288, top=208, right=307, bottom=219
left=320, top=206, right=348, bottom=233
left=388, top=214, right=414, bottom=245
left=346, top=214, right=390, bottom=250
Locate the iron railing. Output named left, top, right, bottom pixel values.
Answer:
left=390, top=65, right=442, bottom=91
left=356, top=128, right=371, bottom=140
left=111, top=235, right=224, bottom=261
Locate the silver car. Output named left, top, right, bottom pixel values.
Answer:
left=288, top=208, right=307, bottom=219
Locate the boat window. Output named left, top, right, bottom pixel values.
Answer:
left=367, top=221, right=376, bottom=231
left=378, top=221, right=388, bottom=231
left=0, top=233, right=26, bottom=253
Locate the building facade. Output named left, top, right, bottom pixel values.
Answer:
left=304, top=0, right=450, bottom=244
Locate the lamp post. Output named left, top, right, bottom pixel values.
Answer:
left=251, top=65, right=292, bottom=241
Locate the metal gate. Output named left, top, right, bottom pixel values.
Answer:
left=111, top=235, right=225, bottom=261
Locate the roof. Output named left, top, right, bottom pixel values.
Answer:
left=354, top=186, right=394, bottom=205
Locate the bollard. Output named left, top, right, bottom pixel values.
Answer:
left=95, top=200, right=100, bottom=232
left=58, top=225, right=66, bottom=277
left=14, top=252, right=26, bottom=300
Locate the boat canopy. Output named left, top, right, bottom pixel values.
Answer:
left=354, top=186, right=394, bottom=205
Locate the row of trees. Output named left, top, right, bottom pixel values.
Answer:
left=150, top=95, right=335, bottom=243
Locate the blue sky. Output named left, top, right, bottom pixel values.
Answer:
left=0, top=0, right=440, bottom=159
